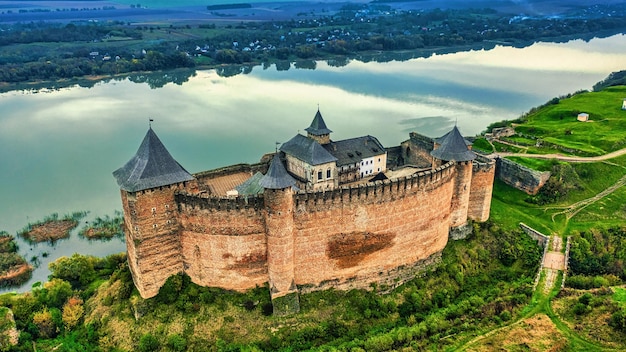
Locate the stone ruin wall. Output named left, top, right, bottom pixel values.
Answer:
left=172, top=161, right=457, bottom=294
left=400, top=132, right=435, bottom=168
left=496, top=157, right=551, bottom=195
left=468, top=156, right=497, bottom=222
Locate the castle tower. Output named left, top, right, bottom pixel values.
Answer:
left=431, top=126, right=476, bottom=239
left=113, top=127, right=196, bottom=298
left=468, top=157, right=496, bottom=222
left=259, top=154, right=300, bottom=315
left=305, top=109, right=332, bottom=145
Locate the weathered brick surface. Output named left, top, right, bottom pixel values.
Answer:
left=177, top=198, right=268, bottom=291
left=264, top=188, right=297, bottom=297
left=120, top=150, right=495, bottom=300
left=449, top=162, right=472, bottom=228
left=468, top=158, right=496, bottom=222
left=292, top=165, right=454, bottom=290
left=122, top=184, right=189, bottom=298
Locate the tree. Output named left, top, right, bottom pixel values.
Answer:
left=32, top=308, right=56, bottom=339
left=62, top=296, right=84, bottom=331
left=49, top=254, right=96, bottom=290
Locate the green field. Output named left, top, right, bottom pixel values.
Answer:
left=515, top=86, right=626, bottom=156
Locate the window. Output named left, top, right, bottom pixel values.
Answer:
left=318, top=170, right=323, bottom=180
left=327, top=169, right=331, bottom=178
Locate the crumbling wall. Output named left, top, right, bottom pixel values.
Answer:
left=496, top=157, right=550, bottom=195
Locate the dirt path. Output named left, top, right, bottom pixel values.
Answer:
left=488, top=146, right=626, bottom=163
left=546, top=173, right=626, bottom=221
left=459, top=229, right=567, bottom=349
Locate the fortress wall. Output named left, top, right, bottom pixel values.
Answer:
left=400, top=132, right=435, bottom=168
left=124, top=185, right=187, bottom=298
left=496, top=158, right=551, bottom=195
left=291, top=163, right=455, bottom=291
left=176, top=193, right=268, bottom=291
left=194, top=162, right=269, bottom=181
left=449, top=161, right=473, bottom=228
left=468, top=157, right=496, bottom=222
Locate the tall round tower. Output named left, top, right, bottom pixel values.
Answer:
left=259, top=154, right=300, bottom=315
left=113, top=127, right=196, bottom=298
left=431, top=126, right=476, bottom=240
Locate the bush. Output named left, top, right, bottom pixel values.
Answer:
left=138, top=333, right=160, bottom=352
left=167, top=334, right=187, bottom=352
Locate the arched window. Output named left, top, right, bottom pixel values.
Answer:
left=326, top=168, right=331, bottom=178
left=318, top=170, right=323, bottom=180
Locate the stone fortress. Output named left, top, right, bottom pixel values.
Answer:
left=113, top=110, right=496, bottom=314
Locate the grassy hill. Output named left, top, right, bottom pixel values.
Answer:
left=513, top=86, right=626, bottom=156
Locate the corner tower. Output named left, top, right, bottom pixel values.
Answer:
left=113, top=127, right=196, bottom=298
left=305, top=109, right=332, bottom=145
left=431, top=126, right=476, bottom=239
left=259, top=154, right=300, bottom=315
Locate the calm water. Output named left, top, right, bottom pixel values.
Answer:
left=1, top=34, right=626, bottom=291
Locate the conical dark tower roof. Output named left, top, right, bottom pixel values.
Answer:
left=304, top=109, right=332, bottom=136
left=430, top=126, right=476, bottom=162
left=259, top=154, right=297, bottom=190
left=113, top=128, right=194, bottom=192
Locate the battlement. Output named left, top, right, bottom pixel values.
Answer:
left=175, top=192, right=264, bottom=213
left=194, top=162, right=269, bottom=182
left=473, top=155, right=496, bottom=171
left=174, top=160, right=456, bottom=215
left=293, top=161, right=455, bottom=211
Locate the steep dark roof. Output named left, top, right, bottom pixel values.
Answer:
left=235, top=172, right=265, bottom=195
left=113, top=128, right=194, bottom=192
left=259, top=154, right=297, bottom=189
left=323, top=135, right=385, bottom=166
left=304, top=109, right=332, bottom=136
left=280, top=134, right=337, bottom=165
left=430, top=126, right=476, bottom=162
left=435, top=129, right=472, bottom=146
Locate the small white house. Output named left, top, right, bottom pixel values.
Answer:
left=577, top=113, right=589, bottom=122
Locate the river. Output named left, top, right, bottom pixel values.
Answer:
left=1, top=34, right=626, bottom=292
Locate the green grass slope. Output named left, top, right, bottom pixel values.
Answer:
left=514, top=86, right=626, bottom=156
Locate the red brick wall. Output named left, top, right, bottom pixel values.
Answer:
left=292, top=164, right=455, bottom=291
left=125, top=159, right=486, bottom=297
left=122, top=184, right=188, bottom=298
left=449, top=162, right=472, bottom=228
left=177, top=195, right=268, bottom=291
left=264, top=188, right=297, bottom=298
left=468, top=160, right=496, bottom=222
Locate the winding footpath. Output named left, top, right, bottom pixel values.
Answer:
left=487, top=145, right=626, bottom=163
left=455, top=143, right=626, bottom=350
